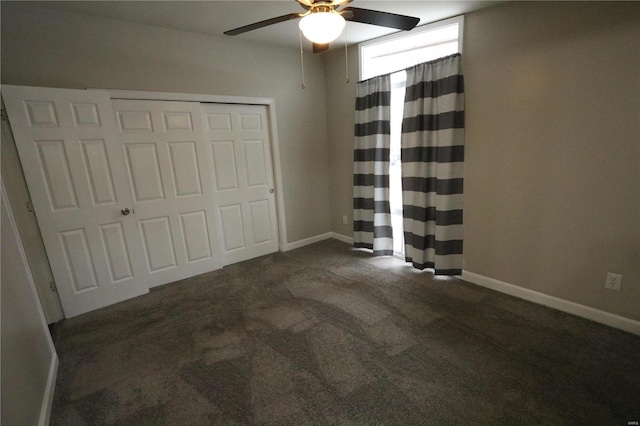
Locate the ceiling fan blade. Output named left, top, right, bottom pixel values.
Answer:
left=224, top=13, right=303, bottom=36
left=313, top=43, right=330, bottom=54
left=341, top=9, right=354, bottom=20
left=342, top=7, right=420, bottom=31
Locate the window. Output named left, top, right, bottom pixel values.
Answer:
left=359, top=16, right=464, bottom=81
left=359, top=16, right=464, bottom=255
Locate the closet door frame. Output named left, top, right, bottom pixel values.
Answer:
left=101, top=89, right=288, bottom=254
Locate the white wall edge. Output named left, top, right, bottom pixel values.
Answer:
left=39, top=355, right=59, bottom=426
left=330, top=232, right=353, bottom=245
left=2, top=179, right=59, bottom=423
left=461, top=270, right=640, bottom=336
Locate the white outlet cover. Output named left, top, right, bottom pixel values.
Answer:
left=605, top=272, right=622, bottom=291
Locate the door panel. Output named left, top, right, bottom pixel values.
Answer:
left=179, top=210, right=213, bottom=263
left=80, top=139, right=117, bottom=205
left=113, top=99, right=222, bottom=286
left=99, top=222, right=133, bottom=282
left=2, top=85, right=149, bottom=317
left=36, top=140, right=79, bottom=210
left=202, top=103, right=278, bottom=265
left=219, top=204, right=246, bottom=252
left=116, top=110, right=153, bottom=132
left=163, top=111, right=193, bottom=130
left=59, top=228, right=98, bottom=292
left=249, top=200, right=272, bottom=244
left=124, top=143, right=165, bottom=202
left=168, top=142, right=202, bottom=197
left=243, top=140, right=268, bottom=187
left=211, top=140, right=239, bottom=190
left=71, top=102, right=102, bottom=127
left=24, top=100, right=59, bottom=127
left=139, top=216, right=177, bottom=272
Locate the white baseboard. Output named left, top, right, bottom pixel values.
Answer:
left=282, top=232, right=354, bottom=252
left=461, top=270, right=640, bottom=336
left=330, top=232, right=354, bottom=245
left=282, top=232, right=333, bottom=252
left=39, top=353, right=58, bottom=426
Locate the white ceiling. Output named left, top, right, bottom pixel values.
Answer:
left=27, top=1, right=504, bottom=51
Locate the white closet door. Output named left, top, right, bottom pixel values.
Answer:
left=112, top=99, right=222, bottom=287
left=2, top=85, right=149, bottom=317
left=203, top=103, right=279, bottom=265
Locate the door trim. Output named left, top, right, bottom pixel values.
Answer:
left=92, top=89, right=288, bottom=253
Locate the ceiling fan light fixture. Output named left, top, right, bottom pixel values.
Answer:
left=299, top=11, right=346, bottom=44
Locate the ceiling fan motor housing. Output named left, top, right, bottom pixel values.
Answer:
left=299, top=4, right=346, bottom=44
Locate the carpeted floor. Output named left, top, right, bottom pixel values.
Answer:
left=50, top=239, right=640, bottom=425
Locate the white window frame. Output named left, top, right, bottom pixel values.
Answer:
left=358, top=15, right=464, bottom=81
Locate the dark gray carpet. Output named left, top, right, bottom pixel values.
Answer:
left=50, top=239, right=640, bottom=425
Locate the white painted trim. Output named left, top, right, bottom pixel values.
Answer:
left=282, top=232, right=354, bottom=251
left=39, top=356, right=58, bottom=426
left=330, top=232, right=354, bottom=245
left=461, top=270, right=640, bottom=336
left=90, top=88, right=288, bottom=254
left=2, top=179, right=59, bottom=425
left=282, top=232, right=333, bottom=252
left=96, top=89, right=274, bottom=106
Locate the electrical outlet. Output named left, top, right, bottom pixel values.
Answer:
left=342, top=215, right=348, bottom=225
left=605, top=272, right=622, bottom=291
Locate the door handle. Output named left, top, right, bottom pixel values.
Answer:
left=269, top=188, right=275, bottom=193
left=121, top=207, right=132, bottom=216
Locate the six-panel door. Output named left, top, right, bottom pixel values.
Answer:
left=202, top=103, right=279, bottom=266
left=112, top=99, right=223, bottom=287
left=2, top=86, right=150, bottom=317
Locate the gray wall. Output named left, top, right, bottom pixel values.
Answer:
left=1, top=2, right=332, bottom=245
left=325, top=1, right=640, bottom=321
left=325, top=45, right=359, bottom=235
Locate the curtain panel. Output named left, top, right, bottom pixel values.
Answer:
left=353, top=74, right=393, bottom=255
left=401, top=53, right=465, bottom=275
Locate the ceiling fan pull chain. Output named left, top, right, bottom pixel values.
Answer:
left=299, top=29, right=307, bottom=89
left=344, top=24, right=349, bottom=83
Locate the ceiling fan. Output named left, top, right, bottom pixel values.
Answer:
left=224, top=0, right=420, bottom=53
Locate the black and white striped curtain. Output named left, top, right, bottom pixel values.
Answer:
left=401, top=54, right=465, bottom=275
left=353, top=74, right=393, bottom=255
